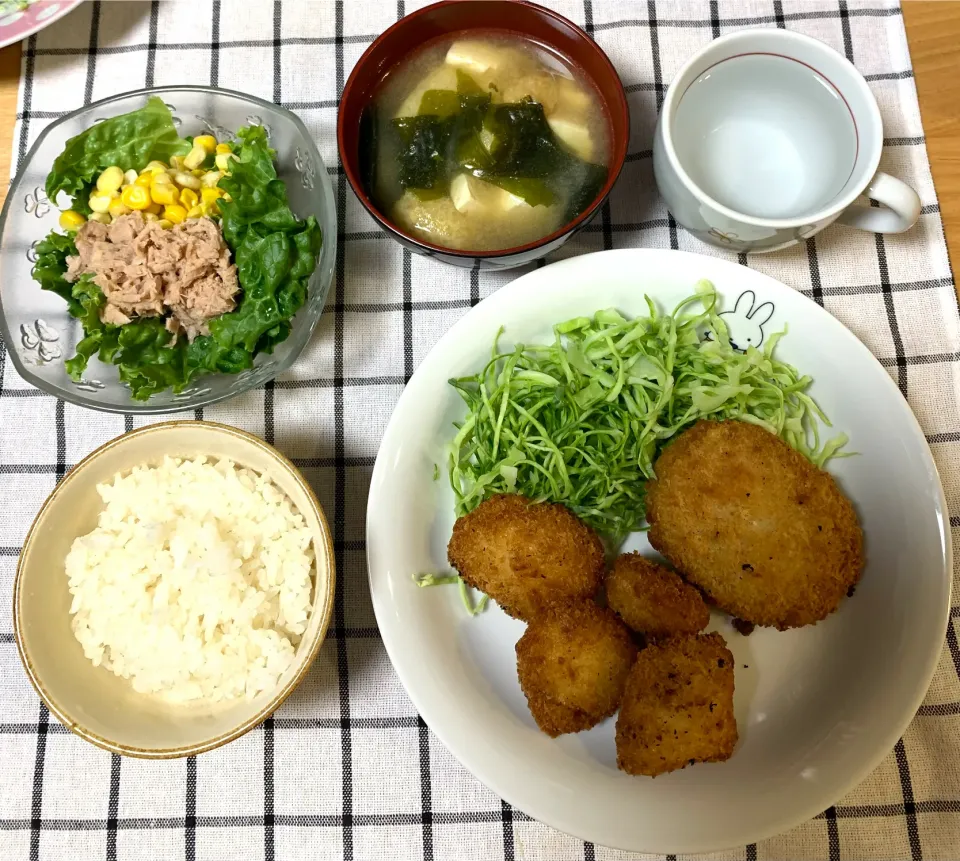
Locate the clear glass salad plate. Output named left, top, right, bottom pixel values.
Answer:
left=0, top=86, right=337, bottom=413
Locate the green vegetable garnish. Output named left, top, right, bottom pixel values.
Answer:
left=32, top=230, right=79, bottom=310
left=413, top=572, right=488, bottom=616
left=203, top=125, right=323, bottom=361
left=34, top=115, right=322, bottom=400
left=413, top=572, right=460, bottom=587
left=448, top=281, right=847, bottom=541
left=45, top=97, right=191, bottom=213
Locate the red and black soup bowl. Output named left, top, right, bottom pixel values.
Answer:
left=337, top=0, right=629, bottom=270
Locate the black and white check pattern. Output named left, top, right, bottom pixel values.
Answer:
left=0, top=1, right=957, bottom=859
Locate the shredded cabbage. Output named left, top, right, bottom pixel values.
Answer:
left=447, top=280, right=847, bottom=540
left=413, top=572, right=488, bottom=615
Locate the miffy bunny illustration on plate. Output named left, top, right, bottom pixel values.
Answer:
left=718, top=290, right=775, bottom=350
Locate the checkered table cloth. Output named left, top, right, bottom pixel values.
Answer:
left=0, top=1, right=957, bottom=859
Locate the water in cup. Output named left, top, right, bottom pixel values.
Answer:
left=672, top=54, right=857, bottom=220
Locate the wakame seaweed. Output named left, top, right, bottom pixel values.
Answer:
left=477, top=99, right=607, bottom=221
left=386, top=72, right=608, bottom=222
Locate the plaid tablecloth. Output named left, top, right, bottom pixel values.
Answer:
left=0, top=1, right=957, bottom=859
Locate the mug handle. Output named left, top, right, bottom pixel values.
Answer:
left=836, top=172, right=922, bottom=234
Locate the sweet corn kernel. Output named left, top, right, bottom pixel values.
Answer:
left=183, top=145, right=206, bottom=170
left=215, top=143, right=232, bottom=155
left=200, top=171, right=221, bottom=188
left=191, top=169, right=206, bottom=178
left=151, top=171, right=173, bottom=184
left=201, top=201, right=220, bottom=217
left=123, top=169, right=139, bottom=186
left=88, top=212, right=112, bottom=224
left=145, top=160, right=168, bottom=172
left=186, top=205, right=204, bottom=219
left=145, top=202, right=163, bottom=215
left=163, top=205, right=187, bottom=224
left=194, top=135, right=217, bottom=153
left=179, top=188, right=199, bottom=209
left=200, top=187, right=223, bottom=204
left=108, top=199, right=131, bottom=218
left=221, top=191, right=232, bottom=202
left=143, top=212, right=159, bottom=222
left=58, top=210, right=86, bottom=231
left=88, top=190, right=116, bottom=213
left=134, top=173, right=153, bottom=188
left=172, top=171, right=201, bottom=190
left=157, top=219, right=173, bottom=229
left=120, top=184, right=151, bottom=210
left=96, top=166, right=124, bottom=193
left=214, top=152, right=237, bottom=172
left=150, top=183, right=179, bottom=206
left=169, top=155, right=186, bottom=171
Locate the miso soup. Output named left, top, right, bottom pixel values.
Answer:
left=361, top=32, right=611, bottom=253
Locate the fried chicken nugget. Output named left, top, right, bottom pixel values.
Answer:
left=517, top=602, right=637, bottom=736
left=616, top=632, right=737, bottom=777
left=646, top=420, right=863, bottom=630
left=521, top=696, right=597, bottom=738
left=448, top=494, right=605, bottom=621
left=606, top=553, right=710, bottom=638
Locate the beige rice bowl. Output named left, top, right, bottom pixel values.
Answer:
left=65, top=456, right=315, bottom=704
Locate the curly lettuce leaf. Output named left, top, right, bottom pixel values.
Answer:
left=33, top=230, right=79, bottom=309
left=114, top=318, right=190, bottom=399
left=45, top=96, right=191, bottom=207
left=206, top=125, right=322, bottom=357
left=62, top=275, right=108, bottom=379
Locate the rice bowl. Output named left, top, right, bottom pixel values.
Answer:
left=14, top=421, right=335, bottom=758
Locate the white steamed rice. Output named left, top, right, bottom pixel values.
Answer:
left=65, top=456, right=315, bottom=703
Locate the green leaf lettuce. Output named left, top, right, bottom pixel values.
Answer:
left=45, top=96, right=191, bottom=210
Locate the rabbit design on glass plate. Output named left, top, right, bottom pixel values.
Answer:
left=717, top=290, right=774, bottom=351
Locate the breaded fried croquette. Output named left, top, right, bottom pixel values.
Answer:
left=646, top=420, right=863, bottom=630
left=615, top=633, right=737, bottom=776
left=448, top=494, right=605, bottom=621
left=522, top=695, right=597, bottom=738
left=606, top=553, right=709, bottom=638
left=517, top=602, right=637, bottom=736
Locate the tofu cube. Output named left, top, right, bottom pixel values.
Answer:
left=450, top=174, right=478, bottom=213
left=445, top=40, right=503, bottom=76
left=547, top=116, right=594, bottom=161
left=556, top=77, right=592, bottom=113
left=451, top=173, right=528, bottom=214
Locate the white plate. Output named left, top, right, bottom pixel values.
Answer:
left=366, top=249, right=951, bottom=854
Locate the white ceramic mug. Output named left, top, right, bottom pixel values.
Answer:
left=653, top=29, right=921, bottom=253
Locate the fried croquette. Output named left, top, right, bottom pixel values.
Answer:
left=448, top=494, right=605, bottom=621
left=516, top=602, right=637, bottom=736
left=646, top=420, right=863, bottom=630
left=522, top=695, right=598, bottom=738
left=615, top=633, right=737, bottom=776
left=606, top=553, right=710, bottom=638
